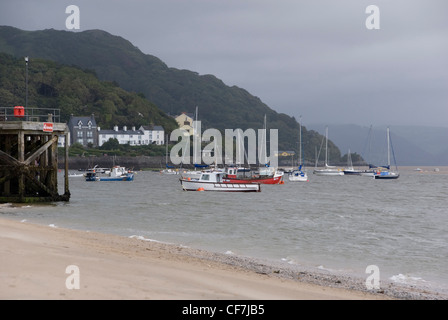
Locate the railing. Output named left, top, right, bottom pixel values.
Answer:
left=0, top=107, right=61, bottom=123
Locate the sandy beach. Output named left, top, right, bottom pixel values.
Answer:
left=0, top=217, right=443, bottom=300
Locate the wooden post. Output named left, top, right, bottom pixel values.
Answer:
left=18, top=131, right=25, bottom=202
left=64, top=131, right=70, bottom=197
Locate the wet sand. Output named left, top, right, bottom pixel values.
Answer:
left=0, top=218, right=443, bottom=300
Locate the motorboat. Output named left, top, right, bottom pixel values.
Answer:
left=180, top=171, right=261, bottom=192
left=85, top=166, right=134, bottom=181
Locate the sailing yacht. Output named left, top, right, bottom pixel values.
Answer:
left=313, top=126, right=344, bottom=176
left=374, top=127, right=399, bottom=180
left=343, top=149, right=362, bottom=175
left=289, top=117, right=308, bottom=182
left=160, top=134, right=178, bottom=174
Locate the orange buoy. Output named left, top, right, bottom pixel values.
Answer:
left=197, top=187, right=205, bottom=191
left=187, top=177, right=191, bottom=181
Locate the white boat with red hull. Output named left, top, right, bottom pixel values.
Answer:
left=180, top=171, right=261, bottom=192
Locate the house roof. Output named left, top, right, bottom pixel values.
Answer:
left=68, top=115, right=97, bottom=127
left=141, top=125, right=164, bottom=131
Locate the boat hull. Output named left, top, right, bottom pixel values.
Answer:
left=374, top=172, right=399, bottom=180
left=223, top=175, right=283, bottom=185
left=85, top=173, right=134, bottom=181
left=98, top=174, right=134, bottom=181
left=288, top=171, right=308, bottom=182
left=343, top=170, right=362, bottom=175
left=313, top=169, right=344, bottom=176
left=180, top=179, right=261, bottom=192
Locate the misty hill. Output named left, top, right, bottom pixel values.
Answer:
left=0, top=26, right=340, bottom=161
left=0, top=52, right=178, bottom=132
left=308, top=124, right=448, bottom=166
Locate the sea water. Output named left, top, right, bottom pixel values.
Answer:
left=1, top=167, right=447, bottom=295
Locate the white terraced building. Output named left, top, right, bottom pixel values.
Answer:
left=98, top=125, right=164, bottom=147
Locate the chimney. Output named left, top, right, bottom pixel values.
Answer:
left=114, top=125, right=118, bottom=131
left=123, top=126, right=127, bottom=131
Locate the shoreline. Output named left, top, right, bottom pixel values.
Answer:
left=0, top=217, right=445, bottom=300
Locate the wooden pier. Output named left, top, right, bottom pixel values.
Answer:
left=0, top=119, right=70, bottom=203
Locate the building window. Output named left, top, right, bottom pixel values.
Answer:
left=87, top=131, right=93, bottom=138
left=77, top=131, right=83, bottom=138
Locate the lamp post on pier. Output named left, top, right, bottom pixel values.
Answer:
left=25, top=56, right=28, bottom=109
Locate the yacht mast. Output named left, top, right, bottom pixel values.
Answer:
left=325, top=126, right=328, bottom=167
left=387, top=127, right=391, bottom=168
left=299, top=116, right=302, bottom=166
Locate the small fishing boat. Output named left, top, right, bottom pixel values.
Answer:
left=68, top=172, right=84, bottom=178
left=223, top=166, right=283, bottom=184
left=289, top=165, right=308, bottom=182
left=160, top=167, right=179, bottom=175
left=85, top=166, right=134, bottom=181
left=180, top=171, right=261, bottom=192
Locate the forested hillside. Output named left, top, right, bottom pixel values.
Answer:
left=0, top=26, right=343, bottom=163
left=0, top=52, right=178, bottom=132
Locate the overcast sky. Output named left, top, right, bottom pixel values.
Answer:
left=1, top=0, right=447, bottom=127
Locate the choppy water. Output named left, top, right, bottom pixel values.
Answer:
left=1, top=167, right=447, bottom=294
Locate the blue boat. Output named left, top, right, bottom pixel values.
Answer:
left=85, top=166, right=134, bottom=181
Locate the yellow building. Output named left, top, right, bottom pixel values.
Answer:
left=174, top=112, right=194, bottom=136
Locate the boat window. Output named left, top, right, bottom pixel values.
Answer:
left=202, top=174, right=210, bottom=181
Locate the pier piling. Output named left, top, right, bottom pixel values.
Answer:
left=0, top=115, right=70, bottom=203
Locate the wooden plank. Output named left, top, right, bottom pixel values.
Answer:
left=23, top=136, right=58, bottom=166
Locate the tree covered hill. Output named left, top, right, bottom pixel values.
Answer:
left=0, top=26, right=343, bottom=163
left=0, top=52, right=178, bottom=132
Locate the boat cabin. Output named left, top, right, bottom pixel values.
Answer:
left=199, top=171, right=225, bottom=183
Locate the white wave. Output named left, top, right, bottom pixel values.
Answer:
left=390, top=273, right=427, bottom=285
left=0, top=203, right=13, bottom=208
left=48, top=224, right=57, bottom=228
left=281, top=257, right=299, bottom=265
left=224, top=250, right=234, bottom=255
left=129, top=235, right=161, bottom=242
left=129, top=235, right=173, bottom=245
